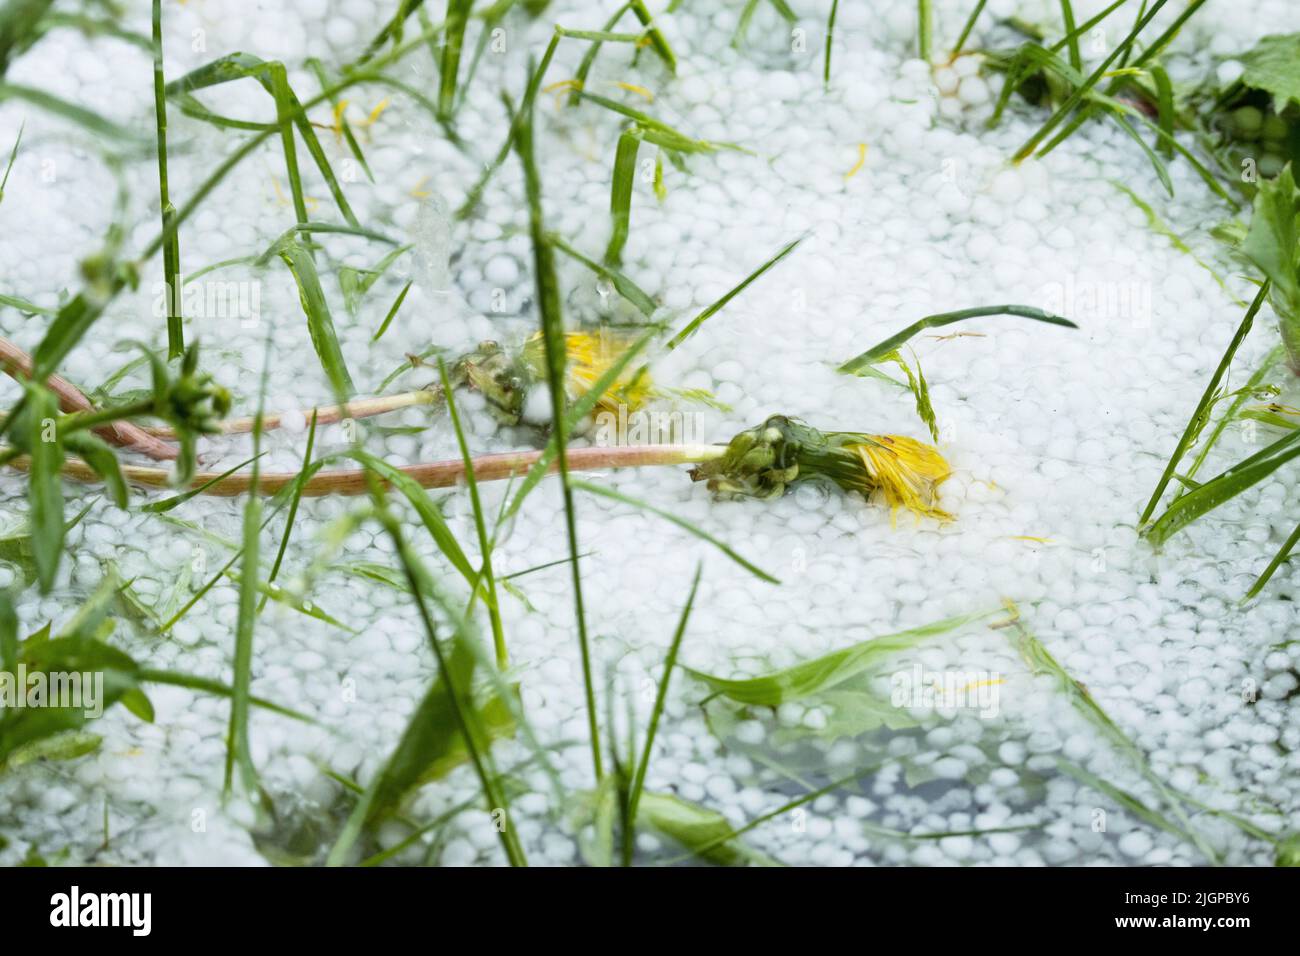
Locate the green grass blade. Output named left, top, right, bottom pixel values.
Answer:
left=371, top=279, right=412, bottom=341
left=550, top=233, right=657, bottom=316
left=917, top=0, right=931, bottom=60
left=1058, top=0, right=1080, bottom=70
left=571, top=479, right=778, bottom=583
left=438, top=359, right=507, bottom=666
left=1012, top=0, right=1169, bottom=162
left=1138, top=283, right=1269, bottom=528
left=26, top=384, right=63, bottom=593
left=0, top=119, right=22, bottom=206
left=687, top=608, right=993, bottom=705
left=514, top=77, right=604, bottom=782
left=839, top=304, right=1075, bottom=374
left=823, top=0, right=840, bottom=90
left=951, top=0, right=987, bottom=56
left=259, top=411, right=318, bottom=612
left=629, top=0, right=676, bottom=72
left=625, top=563, right=700, bottom=858
left=0, top=82, right=138, bottom=140
left=438, top=0, right=474, bottom=121
left=151, top=0, right=182, bottom=360
left=339, top=448, right=479, bottom=587
left=277, top=239, right=356, bottom=398
left=1146, top=427, right=1300, bottom=547
left=570, top=1, right=632, bottom=104
left=604, top=129, right=641, bottom=266
left=223, top=337, right=271, bottom=799
left=457, top=35, right=558, bottom=218
left=1244, top=519, right=1300, bottom=601
left=666, top=234, right=804, bottom=350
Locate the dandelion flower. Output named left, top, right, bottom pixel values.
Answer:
left=692, top=415, right=953, bottom=522
left=522, top=330, right=655, bottom=413
left=847, top=435, right=952, bottom=522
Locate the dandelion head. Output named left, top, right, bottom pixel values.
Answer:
left=848, top=435, right=952, bottom=522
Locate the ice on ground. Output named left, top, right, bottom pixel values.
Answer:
left=0, top=0, right=1298, bottom=866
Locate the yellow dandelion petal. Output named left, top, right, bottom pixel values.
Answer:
left=851, top=435, right=952, bottom=523
left=844, top=142, right=868, bottom=181
left=362, top=97, right=391, bottom=126
left=615, top=81, right=655, bottom=102
left=332, top=99, right=349, bottom=137
left=526, top=330, right=654, bottom=412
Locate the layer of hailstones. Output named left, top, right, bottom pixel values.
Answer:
left=0, top=0, right=1298, bottom=866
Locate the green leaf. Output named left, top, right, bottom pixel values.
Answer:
left=638, top=792, right=779, bottom=866
left=364, top=642, right=517, bottom=823
left=687, top=609, right=995, bottom=706
left=1240, top=163, right=1300, bottom=361
left=1240, top=33, right=1300, bottom=111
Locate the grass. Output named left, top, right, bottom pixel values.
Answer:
left=0, top=0, right=1292, bottom=870
left=514, top=59, right=604, bottom=782
left=150, top=0, right=181, bottom=360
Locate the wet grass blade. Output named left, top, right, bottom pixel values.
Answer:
left=1138, top=284, right=1269, bottom=528
left=372, top=279, right=412, bottom=341
left=142, top=454, right=265, bottom=514
left=687, top=609, right=993, bottom=705
left=571, top=480, right=778, bottom=583
left=0, top=83, right=138, bottom=140
left=344, top=479, right=527, bottom=866
left=570, top=1, right=632, bottom=104
left=260, top=411, right=318, bottom=611
left=951, top=0, right=987, bottom=56
left=26, top=384, right=64, bottom=592
left=0, top=119, right=21, bottom=206
left=550, top=233, right=657, bottom=316
left=151, top=0, right=182, bottom=360
left=604, top=129, right=641, bottom=266
left=1058, top=0, right=1080, bottom=70
left=457, top=35, right=558, bottom=218
left=277, top=239, right=355, bottom=398
left=917, top=0, right=931, bottom=61
left=839, top=304, right=1075, bottom=374
left=666, top=234, right=803, bottom=350
left=1012, top=0, right=1169, bottom=162
left=823, top=0, right=839, bottom=90
left=1245, top=519, right=1300, bottom=601
left=438, top=359, right=507, bottom=667
left=624, top=563, right=700, bottom=863
left=629, top=0, right=675, bottom=73
left=640, top=791, right=780, bottom=865
left=339, top=448, right=478, bottom=587
left=224, top=338, right=271, bottom=799
left=438, top=0, right=474, bottom=121
left=1146, top=426, right=1300, bottom=547
left=515, top=77, right=604, bottom=782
